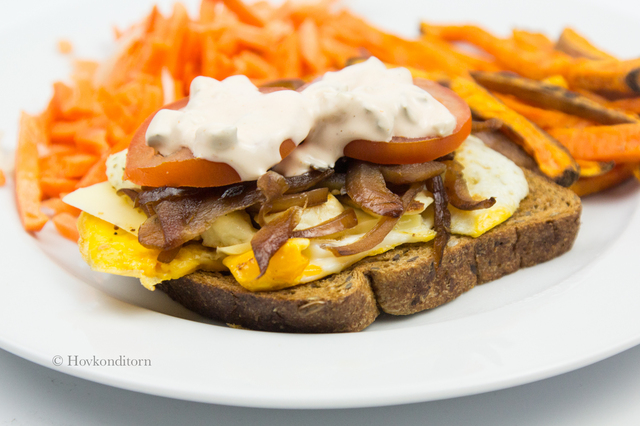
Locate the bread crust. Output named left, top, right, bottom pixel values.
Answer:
left=158, top=170, right=581, bottom=332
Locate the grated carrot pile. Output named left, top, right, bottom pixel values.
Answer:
left=13, top=0, right=640, bottom=239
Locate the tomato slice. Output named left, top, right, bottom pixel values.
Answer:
left=125, top=97, right=297, bottom=188
left=342, top=78, right=472, bottom=164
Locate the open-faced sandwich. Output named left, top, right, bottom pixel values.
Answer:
left=63, top=58, right=581, bottom=332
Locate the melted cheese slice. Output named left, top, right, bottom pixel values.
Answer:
left=63, top=182, right=147, bottom=236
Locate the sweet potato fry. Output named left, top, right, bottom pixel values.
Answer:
left=512, top=29, right=555, bottom=52
left=575, top=159, right=615, bottom=178
left=420, top=23, right=573, bottom=80
left=570, top=163, right=637, bottom=197
left=566, top=58, right=640, bottom=95
left=495, top=94, right=595, bottom=130
left=555, top=28, right=616, bottom=61
left=471, top=71, right=639, bottom=125
left=548, top=123, right=640, bottom=162
left=449, top=77, right=579, bottom=186
left=609, top=97, right=640, bottom=115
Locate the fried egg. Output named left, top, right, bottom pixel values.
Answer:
left=67, top=136, right=529, bottom=292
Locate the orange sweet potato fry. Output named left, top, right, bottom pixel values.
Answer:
left=496, top=94, right=595, bottom=130
left=575, top=159, right=615, bottom=178
left=555, top=28, right=616, bottom=61
left=570, top=163, right=637, bottom=197
left=549, top=123, right=640, bottom=162
left=566, top=58, right=640, bottom=96
left=449, top=77, right=579, bottom=187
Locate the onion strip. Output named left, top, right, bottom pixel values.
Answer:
left=329, top=183, right=424, bottom=257
left=292, top=209, right=358, bottom=238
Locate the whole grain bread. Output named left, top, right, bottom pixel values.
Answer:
left=158, top=170, right=581, bottom=332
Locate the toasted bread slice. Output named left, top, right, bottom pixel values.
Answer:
left=158, top=170, right=581, bottom=332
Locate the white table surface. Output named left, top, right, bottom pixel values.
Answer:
left=2, top=0, right=640, bottom=424
left=2, top=343, right=640, bottom=425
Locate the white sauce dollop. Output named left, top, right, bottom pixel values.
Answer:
left=146, top=75, right=313, bottom=180
left=276, top=58, right=456, bottom=175
left=145, top=57, right=457, bottom=180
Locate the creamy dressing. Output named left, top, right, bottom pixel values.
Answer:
left=146, top=75, right=313, bottom=180
left=276, top=58, right=456, bottom=175
left=145, top=57, right=456, bottom=179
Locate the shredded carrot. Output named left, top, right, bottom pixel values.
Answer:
left=75, top=127, right=110, bottom=155
left=221, top=0, right=266, bottom=27
left=0, top=169, right=5, bottom=187
left=40, top=176, right=80, bottom=199
left=298, top=19, right=327, bottom=75
left=58, top=39, right=73, bottom=54
left=41, top=197, right=81, bottom=217
left=52, top=212, right=80, bottom=242
left=15, top=0, right=640, bottom=242
left=15, top=113, right=49, bottom=231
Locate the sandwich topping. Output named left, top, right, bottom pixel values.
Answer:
left=64, top=59, right=529, bottom=292
left=144, top=57, right=455, bottom=180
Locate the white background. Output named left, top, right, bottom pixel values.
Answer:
left=1, top=0, right=640, bottom=424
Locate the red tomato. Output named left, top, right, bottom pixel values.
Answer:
left=342, top=78, right=472, bottom=164
left=124, top=98, right=296, bottom=188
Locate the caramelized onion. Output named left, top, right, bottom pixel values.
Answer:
left=378, top=162, right=446, bottom=184
left=292, top=209, right=358, bottom=239
left=444, top=160, right=496, bottom=211
left=138, top=215, right=167, bottom=248
left=116, top=188, right=154, bottom=217
left=346, top=161, right=403, bottom=217
left=315, top=172, right=346, bottom=193
left=328, top=216, right=398, bottom=257
left=426, top=175, right=451, bottom=267
left=251, top=207, right=301, bottom=277
left=284, top=168, right=334, bottom=193
left=157, top=246, right=181, bottom=263
left=138, top=183, right=261, bottom=250
left=257, top=171, right=289, bottom=225
left=271, top=188, right=329, bottom=213
left=116, top=188, right=140, bottom=203
left=329, top=183, right=424, bottom=257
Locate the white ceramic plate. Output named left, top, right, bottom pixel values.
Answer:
left=1, top=0, right=639, bottom=409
